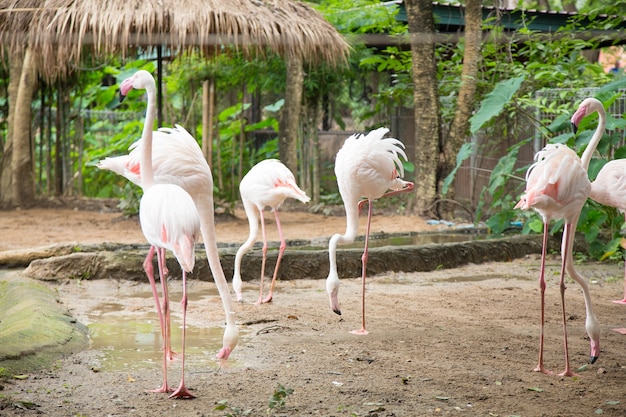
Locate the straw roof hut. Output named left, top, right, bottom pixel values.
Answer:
left=0, top=0, right=350, bottom=80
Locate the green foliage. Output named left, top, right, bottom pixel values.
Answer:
left=267, top=383, right=294, bottom=414
left=215, top=399, right=253, bottom=416
left=469, top=76, right=526, bottom=135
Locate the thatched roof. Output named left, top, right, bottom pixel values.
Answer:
left=0, top=0, right=350, bottom=79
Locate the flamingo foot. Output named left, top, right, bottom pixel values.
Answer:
left=612, top=328, right=626, bottom=335
left=261, top=293, right=273, bottom=304
left=558, top=369, right=579, bottom=377
left=148, top=384, right=174, bottom=394
left=533, top=365, right=554, bottom=375
left=169, top=383, right=195, bottom=399
left=350, top=328, right=369, bottom=335
left=612, top=299, right=626, bottom=305
left=216, top=346, right=232, bottom=361
left=166, top=349, right=178, bottom=362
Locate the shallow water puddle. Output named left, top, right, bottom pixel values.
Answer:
left=85, top=287, right=243, bottom=371
left=294, top=232, right=483, bottom=250
left=432, top=274, right=528, bottom=283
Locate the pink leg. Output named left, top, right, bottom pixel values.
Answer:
left=169, top=271, right=195, bottom=399
left=256, top=209, right=268, bottom=305
left=351, top=200, right=372, bottom=335
left=147, top=247, right=173, bottom=393
left=613, top=231, right=626, bottom=305
left=558, top=224, right=576, bottom=377
left=143, top=246, right=166, bottom=347
left=262, top=210, right=286, bottom=304
left=534, top=223, right=553, bottom=375
left=157, top=247, right=176, bottom=362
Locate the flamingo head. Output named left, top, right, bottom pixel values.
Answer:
left=216, top=322, right=239, bottom=361
left=119, top=70, right=154, bottom=99
left=571, top=97, right=603, bottom=134
left=326, top=275, right=341, bottom=316
left=514, top=195, right=528, bottom=210
left=587, top=313, right=601, bottom=364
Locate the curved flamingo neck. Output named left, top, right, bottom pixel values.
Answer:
left=580, top=105, right=606, bottom=171
left=140, top=81, right=157, bottom=189
left=328, top=201, right=361, bottom=274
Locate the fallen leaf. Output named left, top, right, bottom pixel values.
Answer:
left=527, top=387, right=543, bottom=392
left=434, top=396, right=450, bottom=401
left=12, top=374, right=28, bottom=380
left=605, top=400, right=620, bottom=405
left=576, top=364, right=589, bottom=372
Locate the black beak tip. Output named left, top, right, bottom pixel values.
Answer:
left=590, top=355, right=599, bottom=365
left=119, top=91, right=126, bottom=103
left=333, top=309, right=342, bottom=316
left=571, top=122, right=578, bottom=134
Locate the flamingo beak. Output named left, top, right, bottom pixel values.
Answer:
left=329, top=288, right=341, bottom=316
left=590, top=340, right=600, bottom=364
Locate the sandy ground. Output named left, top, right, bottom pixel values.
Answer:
left=1, top=205, right=626, bottom=416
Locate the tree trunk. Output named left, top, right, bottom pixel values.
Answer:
left=279, top=55, right=303, bottom=175
left=440, top=0, right=482, bottom=218
left=0, top=49, right=23, bottom=207
left=11, top=48, right=37, bottom=207
left=202, top=78, right=215, bottom=167
left=405, top=0, right=441, bottom=217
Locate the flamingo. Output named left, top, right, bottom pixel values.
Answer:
left=232, top=159, right=310, bottom=304
left=515, top=97, right=603, bottom=376
left=119, top=70, right=199, bottom=398
left=590, top=159, right=626, bottom=312
left=326, top=127, right=414, bottom=335
left=98, top=71, right=239, bottom=363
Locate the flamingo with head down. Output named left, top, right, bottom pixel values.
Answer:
left=326, top=127, right=414, bottom=335
left=232, top=159, right=310, bottom=304
left=515, top=97, right=604, bottom=376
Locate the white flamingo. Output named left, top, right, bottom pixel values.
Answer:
left=119, top=70, right=199, bottom=398
left=232, top=159, right=310, bottom=304
left=326, top=127, right=414, bottom=335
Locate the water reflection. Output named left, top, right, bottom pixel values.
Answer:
left=85, top=288, right=241, bottom=371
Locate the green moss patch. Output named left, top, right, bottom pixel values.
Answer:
left=0, top=279, right=88, bottom=374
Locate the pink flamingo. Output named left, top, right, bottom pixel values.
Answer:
left=232, top=159, right=310, bottom=304
left=515, top=97, right=603, bottom=376
left=98, top=71, right=238, bottom=363
left=119, top=70, right=199, bottom=398
left=326, top=127, right=414, bottom=335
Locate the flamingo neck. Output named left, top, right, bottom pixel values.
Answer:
left=328, top=201, right=361, bottom=275
left=562, top=216, right=599, bottom=344
left=580, top=107, right=606, bottom=171
left=140, top=83, right=157, bottom=189
left=196, top=197, right=236, bottom=327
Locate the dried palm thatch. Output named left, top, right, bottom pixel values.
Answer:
left=0, top=0, right=350, bottom=80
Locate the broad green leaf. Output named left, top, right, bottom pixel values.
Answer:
left=442, top=142, right=475, bottom=195
left=469, top=75, right=526, bottom=134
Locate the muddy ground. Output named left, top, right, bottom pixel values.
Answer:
left=1, top=200, right=626, bottom=416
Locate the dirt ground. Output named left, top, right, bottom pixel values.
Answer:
left=2, top=201, right=626, bottom=416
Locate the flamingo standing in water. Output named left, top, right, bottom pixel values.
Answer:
left=326, top=127, right=414, bottom=335
left=98, top=71, right=238, bottom=363
left=119, top=71, right=199, bottom=398
left=515, top=97, right=603, bottom=376
left=232, top=159, right=310, bottom=304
